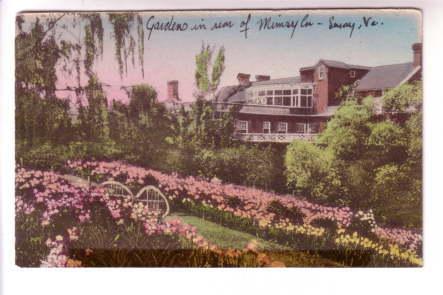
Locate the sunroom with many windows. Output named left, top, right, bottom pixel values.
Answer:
left=245, top=83, right=314, bottom=109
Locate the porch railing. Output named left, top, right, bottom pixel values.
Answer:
left=233, top=132, right=317, bottom=143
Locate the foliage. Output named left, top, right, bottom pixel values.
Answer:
left=383, top=82, right=422, bottom=113
left=68, top=160, right=423, bottom=266
left=15, top=15, right=75, bottom=147
left=371, top=164, right=421, bottom=227
left=211, top=46, right=226, bottom=92
left=285, top=83, right=422, bottom=228
left=267, top=201, right=305, bottom=225
left=194, top=43, right=226, bottom=99
left=77, top=75, right=110, bottom=142
left=16, top=11, right=145, bottom=90
left=285, top=140, right=344, bottom=202
left=17, top=141, right=124, bottom=171
left=108, top=13, right=139, bottom=77
left=318, top=100, right=373, bottom=161
left=16, top=93, right=73, bottom=147
left=334, top=84, right=355, bottom=104
left=179, top=145, right=286, bottom=191
left=108, top=84, right=175, bottom=167
left=175, top=99, right=237, bottom=150
left=82, top=13, right=104, bottom=77
left=16, top=167, right=287, bottom=267
left=368, top=121, right=408, bottom=163
left=15, top=13, right=146, bottom=152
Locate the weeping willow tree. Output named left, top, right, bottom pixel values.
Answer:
left=16, top=12, right=147, bottom=94
left=15, top=12, right=148, bottom=149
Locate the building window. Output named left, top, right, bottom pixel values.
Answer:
left=263, top=121, right=271, bottom=134
left=235, top=120, right=248, bottom=134
left=250, top=85, right=313, bottom=107
left=301, top=88, right=312, bottom=95
left=307, top=122, right=320, bottom=134
left=277, top=122, right=288, bottom=133
left=300, top=95, right=313, bottom=108
left=300, top=96, right=307, bottom=107
left=274, top=96, right=283, bottom=105
left=350, top=70, right=356, bottom=78
left=295, top=123, right=305, bottom=133
left=283, top=96, right=291, bottom=106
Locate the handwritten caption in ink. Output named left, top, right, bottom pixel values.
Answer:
left=145, top=13, right=385, bottom=40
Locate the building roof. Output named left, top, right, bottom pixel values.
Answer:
left=215, top=85, right=247, bottom=103
left=239, top=105, right=338, bottom=117
left=251, top=76, right=301, bottom=86
left=215, top=103, right=339, bottom=117
left=300, top=59, right=371, bottom=71
left=356, top=62, right=418, bottom=91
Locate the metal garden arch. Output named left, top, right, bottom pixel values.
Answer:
left=134, top=185, right=170, bottom=219
left=99, top=180, right=134, bottom=199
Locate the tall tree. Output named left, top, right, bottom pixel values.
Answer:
left=194, top=43, right=225, bottom=100
left=15, top=16, right=73, bottom=147
left=79, top=75, right=110, bottom=142
left=112, top=85, right=174, bottom=166
left=16, top=12, right=148, bottom=148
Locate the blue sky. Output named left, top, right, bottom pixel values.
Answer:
left=49, top=9, right=421, bottom=102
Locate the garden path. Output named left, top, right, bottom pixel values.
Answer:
left=61, top=174, right=95, bottom=188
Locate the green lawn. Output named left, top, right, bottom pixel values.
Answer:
left=167, top=213, right=343, bottom=267
left=168, top=213, right=288, bottom=250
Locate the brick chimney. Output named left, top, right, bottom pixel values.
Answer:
left=255, top=75, right=271, bottom=82
left=237, top=73, right=251, bottom=86
left=412, top=43, right=422, bottom=68
left=167, top=80, right=179, bottom=101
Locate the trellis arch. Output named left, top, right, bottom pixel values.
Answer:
left=99, top=180, right=134, bottom=199
left=134, top=185, right=170, bottom=219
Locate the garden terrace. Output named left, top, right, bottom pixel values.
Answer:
left=66, top=160, right=423, bottom=266
left=16, top=167, right=295, bottom=267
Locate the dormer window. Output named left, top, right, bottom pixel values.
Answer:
left=318, top=65, right=326, bottom=80
left=350, top=70, right=356, bottom=78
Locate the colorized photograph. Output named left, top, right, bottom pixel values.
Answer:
left=15, top=9, right=422, bottom=267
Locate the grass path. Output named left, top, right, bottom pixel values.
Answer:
left=167, top=213, right=343, bottom=267
left=61, top=174, right=95, bottom=188
left=167, top=213, right=288, bottom=250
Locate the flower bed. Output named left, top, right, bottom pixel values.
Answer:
left=66, top=160, right=423, bottom=266
left=16, top=167, right=283, bottom=267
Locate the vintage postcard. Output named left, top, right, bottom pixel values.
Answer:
left=15, top=9, right=422, bottom=267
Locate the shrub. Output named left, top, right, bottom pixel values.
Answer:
left=285, top=140, right=335, bottom=202
left=267, top=200, right=305, bottom=225
left=192, top=145, right=286, bottom=191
